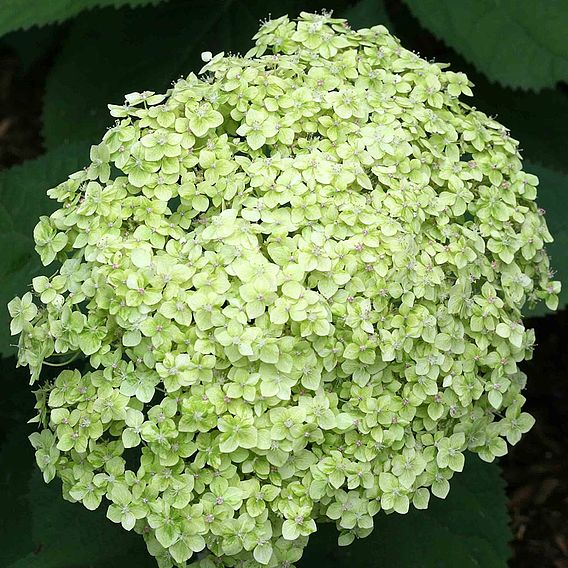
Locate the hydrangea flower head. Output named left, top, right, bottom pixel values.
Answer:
left=9, top=11, right=559, bottom=568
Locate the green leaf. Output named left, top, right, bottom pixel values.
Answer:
left=42, top=1, right=216, bottom=149
left=524, top=162, right=568, bottom=315
left=6, top=470, right=155, bottom=567
left=42, top=0, right=354, bottom=149
left=473, top=87, right=568, bottom=175
left=0, top=358, right=36, bottom=436
left=340, top=0, right=391, bottom=30
left=403, top=0, right=568, bottom=90
left=2, top=26, right=60, bottom=73
left=0, top=144, right=88, bottom=356
left=300, top=454, right=511, bottom=567
left=0, top=425, right=35, bottom=565
left=0, top=0, right=169, bottom=37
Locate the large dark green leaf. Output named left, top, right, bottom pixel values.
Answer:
left=301, top=454, right=511, bottom=567
left=42, top=0, right=218, bottom=149
left=0, top=0, right=169, bottom=37
left=42, top=0, right=355, bottom=150
left=0, top=428, right=154, bottom=567
left=473, top=87, right=568, bottom=176
left=2, top=26, right=61, bottom=73
left=403, top=0, right=568, bottom=91
left=7, top=471, right=155, bottom=568
left=0, top=425, right=35, bottom=566
left=0, top=144, right=89, bottom=356
left=340, top=0, right=391, bottom=30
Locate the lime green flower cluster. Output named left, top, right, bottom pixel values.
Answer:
left=9, top=11, right=559, bottom=568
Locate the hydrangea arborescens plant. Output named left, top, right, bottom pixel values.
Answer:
left=8, top=11, right=560, bottom=568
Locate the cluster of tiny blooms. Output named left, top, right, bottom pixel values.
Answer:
left=8, top=11, right=560, bottom=568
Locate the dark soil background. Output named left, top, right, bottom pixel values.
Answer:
left=505, top=311, right=568, bottom=568
left=0, top=5, right=566, bottom=567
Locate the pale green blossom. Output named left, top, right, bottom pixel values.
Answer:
left=9, top=11, right=558, bottom=568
